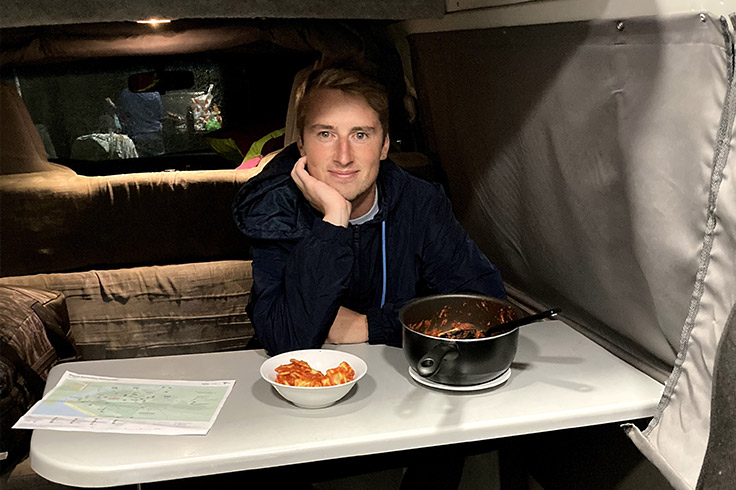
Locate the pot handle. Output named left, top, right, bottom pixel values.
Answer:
left=416, top=343, right=458, bottom=378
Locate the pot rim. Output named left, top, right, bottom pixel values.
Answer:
left=402, top=322, right=518, bottom=341
left=399, top=293, right=521, bottom=342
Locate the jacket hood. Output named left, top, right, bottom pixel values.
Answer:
left=232, top=142, right=410, bottom=241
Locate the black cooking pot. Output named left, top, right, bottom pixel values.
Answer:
left=400, top=294, right=525, bottom=386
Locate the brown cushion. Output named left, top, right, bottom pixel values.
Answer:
left=0, top=167, right=261, bottom=277
left=0, top=261, right=253, bottom=360
left=0, top=286, right=77, bottom=476
left=0, top=286, right=77, bottom=378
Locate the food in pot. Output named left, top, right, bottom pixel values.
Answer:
left=407, top=302, right=517, bottom=340
left=275, top=359, right=355, bottom=387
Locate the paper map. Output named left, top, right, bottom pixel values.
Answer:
left=13, top=371, right=235, bottom=435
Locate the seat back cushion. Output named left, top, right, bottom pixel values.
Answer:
left=0, top=286, right=77, bottom=476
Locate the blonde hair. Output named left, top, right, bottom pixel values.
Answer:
left=296, top=65, right=389, bottom=138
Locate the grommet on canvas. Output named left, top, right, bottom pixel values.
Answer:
left=699, top=13, right=707, bottom=23
left=616, top=21, right=625, bottom=31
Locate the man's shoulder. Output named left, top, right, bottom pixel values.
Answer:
left=250, top=143, right=301, bottom=184
left=232, top=143, right=311, bottom=240
left=381, top=158, right=447, bottom=209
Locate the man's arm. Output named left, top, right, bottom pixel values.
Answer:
left=247, top=221, right=354, bottom=355
left=247, top=157, right=366, bottom=355
left=325, top=307, right=369, bottom=344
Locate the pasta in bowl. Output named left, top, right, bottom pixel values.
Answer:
left=260, top=349, right=368, bottom=408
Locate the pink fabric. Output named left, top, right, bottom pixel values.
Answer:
left=237, top=156, right=262, bottom=170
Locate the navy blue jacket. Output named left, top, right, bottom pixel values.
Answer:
left=232, top=144, right=505, bottom=355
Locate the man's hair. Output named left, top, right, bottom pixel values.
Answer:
left=296, top=63, right=389, bottom=139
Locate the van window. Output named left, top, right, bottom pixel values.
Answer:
left=6, top=50, right=314, bottom=174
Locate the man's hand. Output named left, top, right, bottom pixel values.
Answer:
left=291, top=156, right=351, bottom=227
left=325, top=307, right=369, bottom=344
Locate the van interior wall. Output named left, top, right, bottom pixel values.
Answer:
left=408, top=13, right=731, bottom=382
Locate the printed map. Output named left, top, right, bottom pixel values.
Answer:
left=34, top=379, right=228, bottom=421
left=13, top=372, right=235, bottom=435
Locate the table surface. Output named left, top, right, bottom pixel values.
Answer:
left=30, top=320, right=664, bottom=488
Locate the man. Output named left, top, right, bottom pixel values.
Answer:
left=117, top=88, right=165, bottom=157
left=232, top=64, right=505, bottom=356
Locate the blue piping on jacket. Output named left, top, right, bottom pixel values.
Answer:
left=381, top=220, right=387, bottom=308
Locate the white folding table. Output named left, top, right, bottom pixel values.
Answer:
left=29, top=320, right=664, bottom=488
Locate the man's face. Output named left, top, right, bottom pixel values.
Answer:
left=298, top=88, right=389, bottom=217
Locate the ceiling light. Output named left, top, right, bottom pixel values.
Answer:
left=135, top=18, right=172, bottom=26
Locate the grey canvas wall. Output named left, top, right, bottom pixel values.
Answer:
left=410, top=12, right=736, bottom=489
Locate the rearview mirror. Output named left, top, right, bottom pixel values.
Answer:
left=128, top=70, right=195, bottom=93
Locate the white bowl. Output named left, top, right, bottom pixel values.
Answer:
left=260, top=349, right=368, bottom=409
